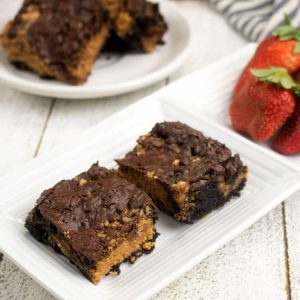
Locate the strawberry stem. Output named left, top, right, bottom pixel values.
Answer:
left=272, top=15, right=300, bottom=53
left=251, top=67, right=300, bottom=96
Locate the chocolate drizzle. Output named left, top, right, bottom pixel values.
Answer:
left=117, top=122, right=246, bottom=190
left=37, top=164, right=155, bottom=232
left=13, top=0, right=107, bottom=68
left=122, top=0, right=167, bottom=39
left=104, top=0, right=167, bottom=52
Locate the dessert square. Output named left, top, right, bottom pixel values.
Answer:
left=101, top=0, right=167, bottom=53
left=25, top=164, right=158, bottom=284
left=117, top=122, right=248, bottom=224
left=0, top=0, right=110, bottom=84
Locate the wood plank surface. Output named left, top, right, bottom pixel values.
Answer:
left=0, top=85, right=52, bottom=176
left=37, top=82, right=166, bottom=154
left=154, top=206, right=288, bottom=300
left=0, top=84, right=53, bottom=300
left=284, top=191, right=300, bottom=300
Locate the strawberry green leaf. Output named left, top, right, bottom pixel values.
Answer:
left=281, top=77, right=295, bottom=89
left=273, top=26, right=298, bottom=38
left=250, top=69, right=275, bottom=77
left=251, top=67, right=293, bottom=82
left=295, top=41, right=300, bottom=53
left=268, top=74, right=281, bottom=84
left=284, top=14, right=292, bottom=26
left=251, top=67, right=300, bottom=93
left=272, top=15, right=300, bottom=53
left=293, top=88, right=300, bottom=96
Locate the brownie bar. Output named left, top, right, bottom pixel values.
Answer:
left=116, top=122, right=248, bottom=224
left=0, top=0, right=110, bottom=84
left=0, top=0, right=167, bottom=84
left=101, top=0, right=167, bottom=53
left=25, top=164, right=158, bottom=284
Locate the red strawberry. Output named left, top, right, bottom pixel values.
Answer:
left=234, top=17, right=300, bottom=94
left=230, top=76, right=296, bottom=141
left=230, top=16, right=300, bottom=143
left=249, top=37, right=300, bottom=72
left=273, top=101, right=300, bottom=155
left=235, top=37, right=300, bottom=94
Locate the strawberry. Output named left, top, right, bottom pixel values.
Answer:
left=247, top=36, right=300, bottom=72
left=234, top=16, right=300, bottom=94
left=230, top=17, right=300, bottom=142
left=273, top=101, right=300, bottom=155
left=230, top=74, right=296, bottom=141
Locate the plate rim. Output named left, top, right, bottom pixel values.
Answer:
left=0, top=0, right=192, bottom=99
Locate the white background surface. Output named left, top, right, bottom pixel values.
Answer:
left=1, top=1, right=300, bottom=299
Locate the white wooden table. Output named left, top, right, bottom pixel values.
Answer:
left=1, top=1, right=300, bottom=299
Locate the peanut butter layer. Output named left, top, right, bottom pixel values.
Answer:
left=116, top=122, right=248, bottom=224
left=25, top=164, right=158, bottom=284
left=0, top=0, right=110, bottom=84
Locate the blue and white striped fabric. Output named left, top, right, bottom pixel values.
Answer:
left=210, top=0, right=300, bottom=42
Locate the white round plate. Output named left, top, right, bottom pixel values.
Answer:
left=0, top=0, right=191, bottom=99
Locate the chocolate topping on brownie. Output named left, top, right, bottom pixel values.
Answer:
left=103, top=0, right=167, bottom=52
left=124, top=0, right=167, bottom=37
left=37, top=164, right=154, bottom=233
left=117, top=122, right=245, bottom=191
left=9, top=0, right=107, bottom=68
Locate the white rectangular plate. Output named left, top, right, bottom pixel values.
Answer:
left=1, top=44, right=300, bottom=300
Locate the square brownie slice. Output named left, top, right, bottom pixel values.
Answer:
left=116, top=122, right=248, bottom=224
left=0, top=0, right=110, bottom=84
left=25, top=164, right=158, bottom=284
left=101, top=0, right=167, bottom=53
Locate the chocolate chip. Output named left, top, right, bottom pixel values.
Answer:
left=212, top=164, right=225, bottom=174
left=149, top=138, right=164, bottom=148
left=191, top=180, right=209, bottom=191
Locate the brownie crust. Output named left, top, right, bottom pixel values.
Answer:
left=102, top=0, right=168, bottom=53
left=117, top=122, right=248, bottom=223
left=25, top=164, right=158, bottom=283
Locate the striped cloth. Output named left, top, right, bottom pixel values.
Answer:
left=210, top=0, right=300, bottom=42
